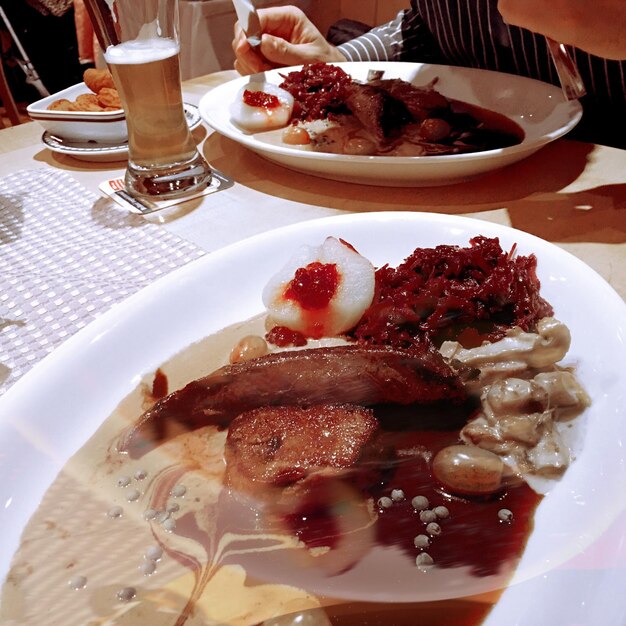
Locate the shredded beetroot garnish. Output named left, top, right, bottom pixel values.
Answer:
left=284, top=262, right=339, bottom=311
left=349, top=236, right=553, bottom=350
left=279, top=63, right=352, bottom=121
left=243, top=89, right=280, bottom=108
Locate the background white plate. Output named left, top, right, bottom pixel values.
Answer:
left=199, top=62, right=582, bottom=187
left=0, top=213, right=624, bottom=624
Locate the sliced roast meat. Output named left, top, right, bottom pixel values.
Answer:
left=368, top=78, right=450, bottom=121
left=225, top=403, right=385, bottom=501
left=344, top=82, right=413, bottom=143
left=119, top=344, right=466, bottom=458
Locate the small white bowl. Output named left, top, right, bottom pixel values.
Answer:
left=27, top=82, right=128, bottom=144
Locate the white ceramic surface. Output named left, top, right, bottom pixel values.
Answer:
left=199, top=62, right=583, bottom=186
left=40, top=103, right=202, bottom=163
left=27, top=82, right=128, bottom=144
left=0, top=213, right=624, bottom=624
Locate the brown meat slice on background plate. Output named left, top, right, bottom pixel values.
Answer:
left=368, top=78, right=450, bottom=121
left=344, top=83, right=413, bottom=143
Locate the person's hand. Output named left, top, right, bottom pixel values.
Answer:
left=232, top=5, right=347, bottom=75
left=498, top=0, right=626, bottom=60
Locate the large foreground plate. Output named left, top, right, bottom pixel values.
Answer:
left=199, top=62, right=582, bottom=187
left=1, top=213, right=625, bottom=625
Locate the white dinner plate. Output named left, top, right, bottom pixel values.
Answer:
left=41, top=103, right=202, bottom=163
left=199, top=62, right=582, bottom=187
left=0, top=213, right=625, bottom=625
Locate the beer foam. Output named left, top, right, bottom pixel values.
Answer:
left=105, top=37, right=179, bottom=65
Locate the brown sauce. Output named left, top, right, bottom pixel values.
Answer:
left=373, top=426, right=540, bottom=577
left=262, top=599, right=495, bottom=626
left=327, top=600, right=493, bottom=626
left=0, top=316, right=543, bottom=626
left=281, top=403, right=541, bottom=578
left=152, top=367, right=169, bottom=398
left=448, top=99, right=526, bottom=147
left=120, top=360, right=541, bottom=624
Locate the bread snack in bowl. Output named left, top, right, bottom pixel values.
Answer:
left=27, top=70, right=127, bottom=144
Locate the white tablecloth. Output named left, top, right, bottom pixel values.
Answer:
left=0, top=170, right=204, bottom=393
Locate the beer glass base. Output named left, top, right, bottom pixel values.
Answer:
left=125, top=152, right=212, bottom=199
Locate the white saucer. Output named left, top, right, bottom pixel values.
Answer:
left=41, top=103, right=202, bottom=163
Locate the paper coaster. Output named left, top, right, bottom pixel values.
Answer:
left=99, top=169, right=234, bottom=214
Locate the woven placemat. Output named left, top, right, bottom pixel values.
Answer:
left=0, top=169, right=205, bottom=393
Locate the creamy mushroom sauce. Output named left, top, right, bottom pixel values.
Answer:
left=0, top=314, right=586, bottom=626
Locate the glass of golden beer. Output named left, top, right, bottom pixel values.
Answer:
left=85, top=0, right=212, bottom=198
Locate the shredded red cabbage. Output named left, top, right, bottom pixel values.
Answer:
left=350, top=236, right=553, bottom=350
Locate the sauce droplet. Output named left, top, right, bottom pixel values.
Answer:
left=116, top=587, right=136, bottom=602
left=134, top=469, right=148, bottom=481
left=145, top=546, right=163, bottom=561
left=390, top=489, right=405, bottom=502
left=415, top=553, right=434, bottom=570
left=151, top=368, right=168, bottom=399
left=265, top=325, right=307, bottom=347
left=432, top=445, right=504, bottom=496
left=229, top=334, right=269, bottom=364
left=68, top=575, right=87, bottom=590
left=126, top=488, right=141, bottom=502
left=498, top=508, right=514, bottom=523
left=411, top=495, right=429, bottom=511
left=143, top=508, right=157, bottom=521
left=377, top=496, right=393, bottom=509
left=170, top=484, right=187, bottom=498
left=107, top=506, right=123, bottom=519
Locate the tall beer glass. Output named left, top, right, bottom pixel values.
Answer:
left=85, top=0, right=212, bottom=198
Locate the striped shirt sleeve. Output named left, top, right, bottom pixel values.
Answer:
left=337, top=6, right=446, bottom=64
left=337, top=10, right=408, bottom=62
left=335, top=0, right=625, bottom=146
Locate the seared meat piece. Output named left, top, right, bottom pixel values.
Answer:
left=119, top=344, right=466, bottom=458
left=226, top=405, right=384, bottom=574
left=225, top=404, right=384, bottom=500
left=369, top=78, right=450, bottom=122
left=344, top=82, right=413, bottom=143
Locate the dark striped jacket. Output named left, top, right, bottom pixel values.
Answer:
left=337, top=0, right=626, bottom=147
